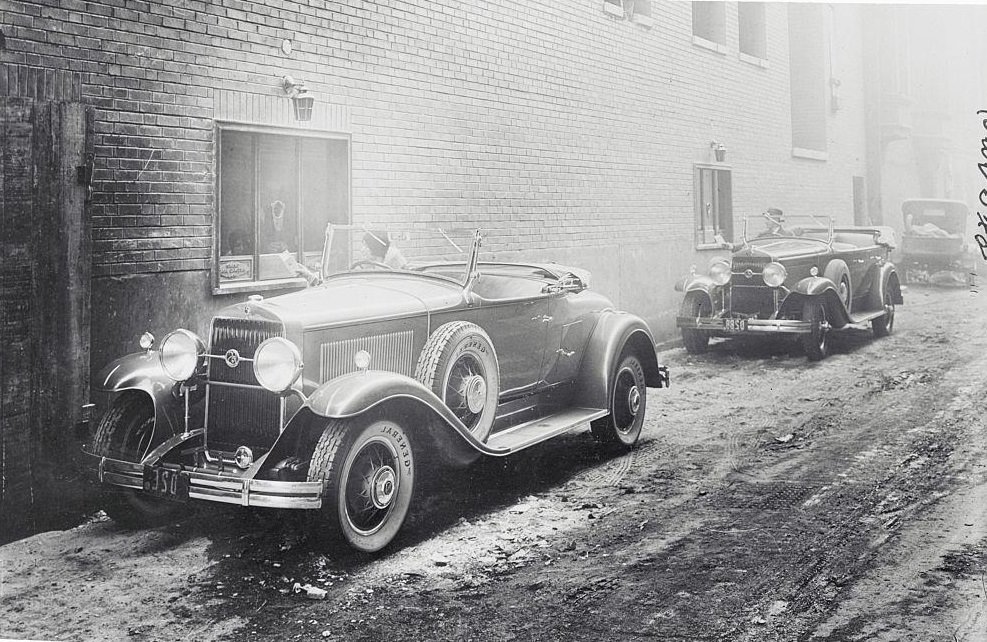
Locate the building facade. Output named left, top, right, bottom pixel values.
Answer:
left=4, top=0, right=981, bottom=537
left=1, top=0, right=876, bottom=364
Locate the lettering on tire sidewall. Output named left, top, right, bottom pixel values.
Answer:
left=374, top=422, right=413, bottom=472
left=454, top=337, right=488, bottom=359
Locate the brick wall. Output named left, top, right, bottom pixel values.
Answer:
left=0, top=0, right=871, bottom=355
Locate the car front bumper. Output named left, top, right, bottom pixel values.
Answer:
left=95, top=455, right=324, bottom=509
left=677, top=316, right=813, bottom=335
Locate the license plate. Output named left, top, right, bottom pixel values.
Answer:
left=724, top=318, right=748, bottom=333
left=143, top=466, right=189, bottom=502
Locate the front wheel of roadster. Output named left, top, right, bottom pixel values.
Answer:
left=307, top=417, right=415, bottom=553
left=590, top=354, right=647, bottom=449
left=91, top=393, right=183, bottom=527
left=800, top=300, right=830, bottom=361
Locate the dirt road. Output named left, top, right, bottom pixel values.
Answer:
left=2, top=285, right=985, bottom=641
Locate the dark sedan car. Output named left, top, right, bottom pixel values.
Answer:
left=87, top=226, right=669, bottom=552
left=675, top=212, right=902, bottom=361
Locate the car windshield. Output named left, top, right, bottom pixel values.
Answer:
left=742, top=213, right=834, bottom=244
left=278, top=225, right=481, bottom=286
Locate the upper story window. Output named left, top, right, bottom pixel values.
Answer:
left=695, top=164, right=733, bottom=248
left=692, top=1, right=726, bottom=47
left=739, top=2, right=767, bottom=60
left=788, top=3, right=828, bottom=155
left=216, top=125, right=350, bottom=292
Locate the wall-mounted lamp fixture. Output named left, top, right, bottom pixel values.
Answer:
left=710, top=141, right=727, bottom=163
left=282, top=75, right=315, bottom=122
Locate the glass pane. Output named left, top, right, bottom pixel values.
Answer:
left=219, top=132, right=255, bottom=283
left=257, top=135, right=299, bottom=280
left=301, top=138, right=350, bottom=274
left=699, top=169, right=715, bottom=245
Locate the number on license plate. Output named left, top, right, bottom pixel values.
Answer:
left=724, top=318, right=747, bottom=332
left=143, top=466, right=189, bottom=502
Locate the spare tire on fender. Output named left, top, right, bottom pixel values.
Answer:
left=414, top=321, right=500, bottom=441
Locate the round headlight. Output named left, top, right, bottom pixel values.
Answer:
left=158, top=329, right=205, bottom=382
left=253, top=337, right=303, bottom=393
left=762, top=262, right=788, bottom=288
left=709, top=260, right=732, bottom=286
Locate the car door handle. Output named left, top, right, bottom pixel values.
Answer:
left=532, top=315, right=553, bottom=323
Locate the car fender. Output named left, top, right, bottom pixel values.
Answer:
left=869, top=264, right=904, bottom=308
left=300, top=370, right=499, bottom=463
left=791, top=276, right=838, bottom=298
left=94, top=351, right=195, bottom=438
left=575, top=311, right=664, bottom=411
left=675, top=274, right=718, bottom=294
left=784, top=278, right=851, bottom=327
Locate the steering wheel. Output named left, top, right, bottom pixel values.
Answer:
left=349, top=259, right=390, bottom=271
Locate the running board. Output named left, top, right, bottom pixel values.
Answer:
left=846, top=308, right=889, bottom=325
left=485, top=407, right=608, bottom=454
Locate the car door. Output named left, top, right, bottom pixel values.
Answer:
left=470, top=277, right=551, bottom=397
left=840, top=244, right=881, bottom=311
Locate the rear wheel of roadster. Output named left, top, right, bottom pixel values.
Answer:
left=871, top=285, right=896, bottom=337
left=800, top=300, right=830, bottom=361
left=591, top=354, right=647, bottom=448
left=307, top=417, right=415, bottom=553
left=415, top=321, right=500, bottom=441
left=679, top=292, right=712, bottom=354
left=92, top=393, right=183, bottom=527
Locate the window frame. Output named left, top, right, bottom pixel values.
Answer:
left=692, top=1, right=727, bottom=52
left=694, top=163, right=734, bottom=250
left=213, top=121, right=352, bottom=295
left=738, top=2, right=768, bottom=62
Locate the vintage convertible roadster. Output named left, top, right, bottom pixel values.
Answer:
left=675, top=212, right=902, bottom=361
left=86, top=226, right=669, bottom=552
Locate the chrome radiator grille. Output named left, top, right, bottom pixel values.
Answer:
left=729, top=258, right=773, bottom=316
left=730, top=257, right=770, bottom=285
left=207, top=318, right=285, bottom=452
left=320, top=330, right=414, bottom=382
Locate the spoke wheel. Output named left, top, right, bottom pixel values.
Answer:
left=800, top=300, right=830, bottom=361
left=308, top=417, right=415, bottom=553
left=837, top=276, right=851, bottom=309
left=92, top=393, right=183, bottom=528
left=872, top=283, right=896, bottom=337
left=343, top=437, right=402, bottom=536
left=415, top=321, right=499, bottom=441
left=590, top=354, right=647, bottom=448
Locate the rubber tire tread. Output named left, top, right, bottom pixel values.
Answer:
left=800, top=300, right=829, bottom=361
left=92, top=393, right=149, bottom=459
left=679, top=292, right=712, bottom=354
left=92, top=393, right=182, bottom=528
left=307, top=417, right=417, bottom=552
left=414, top=320, right=499, bottom=441
left=871, top=286, right=895, bottom=337
left=306, top=419, right=350, bottom=544
left=414, top=320, right=482, bottom=389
